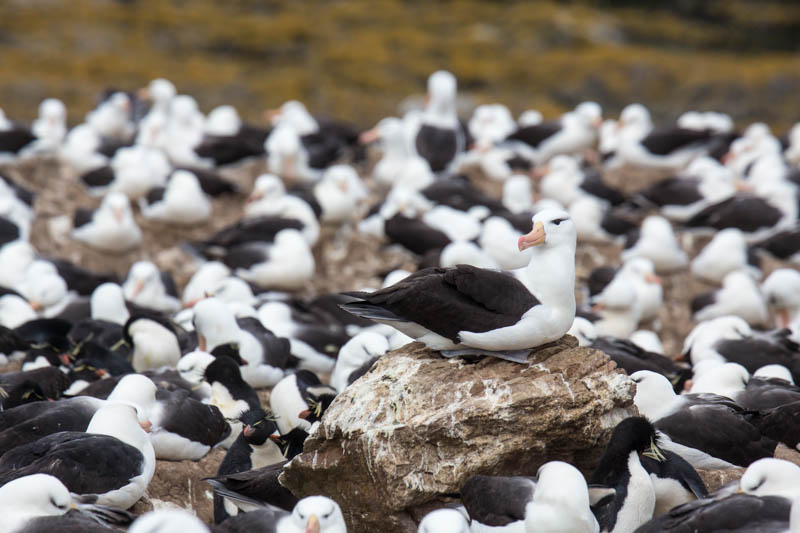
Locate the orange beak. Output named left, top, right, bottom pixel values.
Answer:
left=645, top=273, right=663, bottom=285
left=95, top=368, right=109, bottom=378
left=243, top=425, right=253, bottom=438
left=29, top=300, right=42, bottom=312
left=264, top=108, right=281, bottom=124
left=246, top=192, right=264, bottom=204
left=530, top=166, right=550, bottom=180
left=721, top=151, right=734, bottom=165
left=777, top=308, right=792, bottom=329
left=197, top=333, right=207, bottom=352
left=306, top=514, right=320, bottom=533
left=358, top=127, right=381, bottom=144
left=298, top=409, right=311, bottom=420
left=139, top=420, right=152, bottom=433
left=269, top=432, right=282, bottom=444
left=59, top=354, right=72, bottom=366
left=136, top=87, right=151, bottom=102
left=131, top=279, right=145, bottom=299
left=518, top=221, right=545, bottom=251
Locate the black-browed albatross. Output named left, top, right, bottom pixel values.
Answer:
left=341, top=208, right=577, bottom=362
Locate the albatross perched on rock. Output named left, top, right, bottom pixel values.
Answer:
left=341, top=208, right=576, bottom=362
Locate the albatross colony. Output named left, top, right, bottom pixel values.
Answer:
left=0, top=69, right=799, bottom=532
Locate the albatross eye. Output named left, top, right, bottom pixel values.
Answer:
left=551, top=218, right=566, bottom=226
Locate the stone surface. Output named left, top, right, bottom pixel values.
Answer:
left=696, top=467, right=745, bottom=493
left=281, top=336, right=636, bottom=533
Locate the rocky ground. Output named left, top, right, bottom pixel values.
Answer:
left=0, top=154, right=797, bottom=527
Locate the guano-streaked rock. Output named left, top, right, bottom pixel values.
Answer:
left=281, top=336, right=636, bottom=532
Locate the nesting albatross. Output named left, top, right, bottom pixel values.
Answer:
left=341, top=208, right=577, bottom=362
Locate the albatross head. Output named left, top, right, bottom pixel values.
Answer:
left=740, top=458, right=800, bottom=501
left=0, top=474, right=73, bottom=521
left=518, top=208, right=575, bottom=251
left=285, top=495, right=346, bottom=533
left=417, top=508, right=470, bottom=533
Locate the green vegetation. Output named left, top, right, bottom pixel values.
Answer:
left=1, top=0, right=799, bottom=129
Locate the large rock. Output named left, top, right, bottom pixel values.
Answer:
left=281, top=336, right=636, bottom=532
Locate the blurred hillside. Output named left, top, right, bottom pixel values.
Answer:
left=2, top=0, right=800, bottom=129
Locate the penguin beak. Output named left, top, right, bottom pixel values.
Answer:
left=59, top=353, right=72, bottom=366
left=139, top=420, right=152, bottom=433
left=518, top=221, right=545, bottom=251
left=243, top=425, right=253, bottom=437
left=28, top=300, right=42, bottom=312
left=269, top=431, right=282, bottom=444
left=306, top=514, right=320, bottom=533
left=298, top=409, right=311, bottom=420
left=137, top=87, right=151, bottom=102
left=643, top=438, right=666, bottom=462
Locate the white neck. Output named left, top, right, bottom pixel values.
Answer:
left=516, top=241, right=576, bottom=311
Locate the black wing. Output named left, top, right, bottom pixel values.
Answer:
left=415, top=124, right=458, bottom=172
left=753, top=225, right=800, bottom=259
left=690, top=291, right=717, bottom=314
left=202, top=216, right=303, bottom=248
left=715, top=338, right=800, bottom=381
left=206, top=461, right=298, bottom=512
left=194, top=132, right=266, bottom=166
left=384, top=214, right=450, bottom=255
left=460, top=475, right=536, bottom=526
left=580, top=171, right=626, bottom=205
left=343, top=265, right=540, bottom=343
left=592, top=336, right=691, bottom=392
left=143, top=186, right=165, bottom=207
left=159, top=270, right=179, bottom=298
left=655, top=404, right=777, bottom=467
left=587, top=266, right=617, bottom=297
left=73, top=208, right=96, bottom=229
left=176, top=166, right=239, bottom=197
left=287, top=186, right=323, bottom=218
left=0, top=432, right=144, bottom=495
left=640, top=449, right=707, bottom=499
left=48, top=258, right=119, bottom=296
left=634, top=494, right=789, bottom=532
left=640, top=127, right=713, bottom=156
left=421, top=177, right=506, bottom=213
left=0, top=128, right=36, bottom=153
left=0, top=216, right=20, bottom=246
left=505, top=122, right=562, bottom=149
left=80, top=166, right=115, bottom=188
left=0, top=399, right=97, bottom=456
left=600, top=211, right=638, bottom=237
left=236, top=317, right=292, bottom=369
left=156, top=388, right=230, bottom=447
left=638, top=177, right=703, bottom=207
left=685, top=196, right=783, bottom=232
left=0, top=171, right=35, bottom=206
